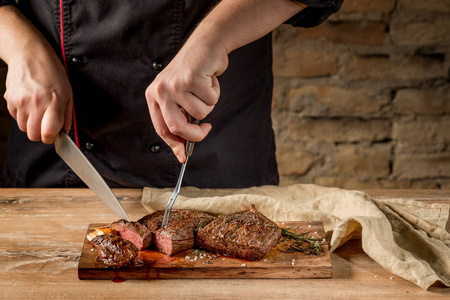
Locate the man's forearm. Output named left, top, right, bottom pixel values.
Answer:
left=188, top=0, right=306, bottom=55
left=0, top=5, right=73, bottom=144
left=147, top=0, right=307, bottom=162
left=0, top=5, right=54, bottom=65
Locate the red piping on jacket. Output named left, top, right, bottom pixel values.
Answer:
left=59, top=0, right=80, bottom=148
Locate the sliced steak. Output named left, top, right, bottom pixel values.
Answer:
left=195, top=204, right=281, bottom=260
left=138, top=210, right=215, bottom=256
left=90, top=233, right=138, bottom=268
left=111, top=219, right=152, bottom=250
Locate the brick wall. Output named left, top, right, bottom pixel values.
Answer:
left=0, top=0, right=449, bottom=189
left=272, top=0, right=450, bottom=189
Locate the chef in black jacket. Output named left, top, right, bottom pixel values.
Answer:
left=0, top=0, right=342, bottom=188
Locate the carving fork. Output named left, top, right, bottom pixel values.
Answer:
left=161, top=118, right=199, bottom=228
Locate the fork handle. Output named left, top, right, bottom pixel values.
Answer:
left=185, top=116, right=200, bottom=157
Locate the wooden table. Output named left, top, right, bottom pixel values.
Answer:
left=0, top=188, right=449, bottom=299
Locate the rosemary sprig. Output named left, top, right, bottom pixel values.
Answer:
left=194, top=220, right=207, bottom=231
left=279, top=227, right=325, bottom=256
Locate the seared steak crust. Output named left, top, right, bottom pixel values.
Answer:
left=138, top=210, right=215, bottom=255
left=195, top=205, right=281, bottom=260
left=111, top=219, right=152, bottom=250
left=91, top=233, right=138, bottom=268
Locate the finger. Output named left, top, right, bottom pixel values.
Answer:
left=63, top=95, right=73, bottom=133
left=160, top=99, right=211, bottom=142
left=26, top=110, right=45, bottom=142
left=41, top=105, right=65, bottom=144
left=6, top=101, right=18, bottom=121
left=15, top=109, right=29, bottom=133
left=188, top=74, right=220, bottom=107
left=177, top=92, right=215, bottom=121
left=148, top=102, right=187, bottom=163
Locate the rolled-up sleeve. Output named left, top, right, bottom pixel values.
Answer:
left=286, top=0, right=343, bottom=28
left=0, top=0, right=17, bottom=7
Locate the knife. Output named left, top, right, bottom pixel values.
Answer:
left=54, top=131, right=130, bottom=221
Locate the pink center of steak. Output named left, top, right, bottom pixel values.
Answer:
left=138, top=210, right=215, bottom=256
left=111, top=219, right=152, bottom=250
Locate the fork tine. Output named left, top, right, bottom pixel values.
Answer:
left=162, top=192, right=177, bottom=228
left=163, top=194, right=178, bottom=228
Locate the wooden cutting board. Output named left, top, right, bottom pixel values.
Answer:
left=78, top=221, right=331, bottom=280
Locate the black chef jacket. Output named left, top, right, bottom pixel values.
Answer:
left=0, top=0, right=342, bottom=188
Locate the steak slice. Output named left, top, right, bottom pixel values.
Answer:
left=90, top=233, right=138, bottom=268
left=138, top=210, right=215, bottom=256
left=111, top=219, right=152, bottom=250
left=195, top=204, right=281, bottom=260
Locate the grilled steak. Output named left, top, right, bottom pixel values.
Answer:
left=90, top=233, right=138, bottom=268
left=138, top=210, right=215, bottom=256
left=195, top=204, right=281, bottom=260
left=111, top=219, right=152, bottom=250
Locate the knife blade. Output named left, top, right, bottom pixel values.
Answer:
left=54, top=131, right=130, bottom=221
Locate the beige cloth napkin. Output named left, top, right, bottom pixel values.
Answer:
left=141, top=184, right=450, bottom=290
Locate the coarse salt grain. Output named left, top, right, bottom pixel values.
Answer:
left=264, top=259, right=267, bottom=262
left=185, top=256, right=190, bottom=259
left=308, top=225, right=311, bottom=228
left=241, top=264, right=246, bottom=267
left=374, top=275, right=378, bottom=278
left=390, top=277, right=394, bottom=280
left=90, top=248, right=94, bottom=252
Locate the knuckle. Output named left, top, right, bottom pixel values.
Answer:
left=194, top=111, right=208, bottom=121
left=41, top=132, right=57, bottom=144
left=194, top=106, right=214, bottom=121
left=167, top=122, right=182, bottom=136
left=145, top=85, right=154, bottom=100
left=203, top=91, right=219, bottom=106
left=28, top=133, right=41, bottom=142
left=183, top=73, right=195, bottom=87
left=154, top=80, right=168, bottom=95
left=30, top=95, right=41, bottom=108
left=146, top=79, right=165, bottom=97
left=154, top=127, right=169, bottom=138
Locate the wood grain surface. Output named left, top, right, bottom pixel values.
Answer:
left=0, top=188, right=449, bottom=299
left=79, top=221, right=331, bottom=280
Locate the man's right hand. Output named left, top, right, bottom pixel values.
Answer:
left=0, top=6, right=73, bottom=144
